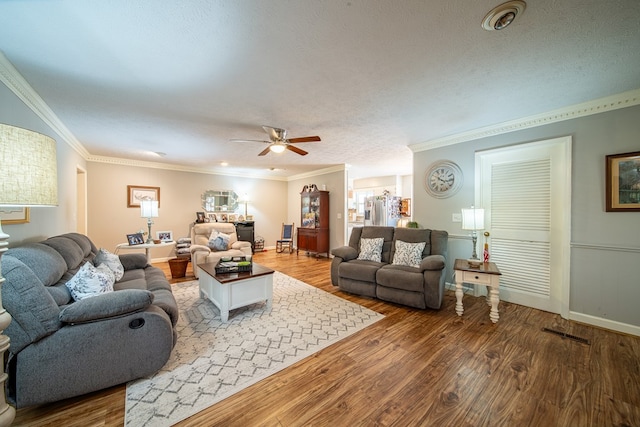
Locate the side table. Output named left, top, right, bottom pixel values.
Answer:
left=454, top=259, right=502, bottom=323
left=114, top=241, right=176, bottom=263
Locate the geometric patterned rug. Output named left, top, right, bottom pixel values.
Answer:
left=124, top=272, right=384, bottom=426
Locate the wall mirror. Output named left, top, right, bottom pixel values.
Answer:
left=202, top=190, right=238, bottom=212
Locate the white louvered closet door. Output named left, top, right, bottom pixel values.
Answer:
left=477, top=136, right=571, bottom=316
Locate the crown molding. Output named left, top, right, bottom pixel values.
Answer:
left=0, top=51, right=90, bottom=158
left=86, top=155, right=290, bottom=181
left=287, top=164, right=347, bottom=182
left=409, top=88, right=640, bottom=153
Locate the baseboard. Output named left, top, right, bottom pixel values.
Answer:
left=569, top=311, right=640, bottom=337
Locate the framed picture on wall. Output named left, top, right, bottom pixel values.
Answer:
left=606, top=151, right=640, bottom=212
left=0, top=207, right=30, bottom=224
left=127, top=185, right=160, bottom=208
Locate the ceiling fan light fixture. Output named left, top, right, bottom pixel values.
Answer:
left=482, top=1, right=526, bottom=31
left=269, top=143, right=286, bottom=153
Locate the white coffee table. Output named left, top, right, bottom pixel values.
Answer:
left=197, top=262, right=274, bottom=322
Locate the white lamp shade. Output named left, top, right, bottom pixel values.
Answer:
left=269, top=144, right=286, bottom=153
left=461, top=207, right=485, bottom=230
left=0, top=124, right=58, bottom=206
left=140, top=200, right=159, bottom=218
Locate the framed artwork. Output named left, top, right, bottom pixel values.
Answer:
left=0, top=207, right=30, bottom=224
left=127, top=185, right=160, bottom=208
left=606, top=151, right=640, bottom=212
left=156, top=231, right=173, bottom=242
left=126, top=233, right=145, bottom=245
left=195, top=212, right=206, bottom=223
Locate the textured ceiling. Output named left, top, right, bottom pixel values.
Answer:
left=0, top=0, right=639, bottom=179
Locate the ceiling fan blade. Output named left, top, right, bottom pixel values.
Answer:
left=286, top=144, right=308, bottom=156
left=258, top=146, right=272, bottom=156
left=287, top=136, right=321, bottom=143
left=230, top=138, right=271, bottom=144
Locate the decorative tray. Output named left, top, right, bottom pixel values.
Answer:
left=215, top=256, right=252, bottom=274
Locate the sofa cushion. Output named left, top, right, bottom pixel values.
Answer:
left=339, top=259, right=384, bottom=283
left=42, top=234, right=95, bottom=271
left=65, top=262, right=116, bottom=301
left=357, top=237, right=384, bottom=262
left=361, top=227, right=395, bottom=263
left=377, top=265, right=425, bottom=293
left=392, top=240, right=426, bottom=268
left=94, top=248, right=125, bottom=281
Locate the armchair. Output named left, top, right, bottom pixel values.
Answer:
left=190, top=222, right=252, bottom=278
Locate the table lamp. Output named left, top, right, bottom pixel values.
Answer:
left=461, top=206, right=485, bottom=267
left=0, top=123, right=58, bottom=426
left=140, top=200, right=159, bottom=244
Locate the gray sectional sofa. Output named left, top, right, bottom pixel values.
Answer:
left=331, top=226, right=448, bottom=310
left=1, top=232, right=179, bottom=408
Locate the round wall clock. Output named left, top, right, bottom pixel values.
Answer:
left=424, top=160, right=463, bottom=198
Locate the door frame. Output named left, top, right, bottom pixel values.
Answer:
left=475, top=136, right=572, bottom=318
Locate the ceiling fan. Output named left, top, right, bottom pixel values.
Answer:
left=231, top=125, right=321, bottom=156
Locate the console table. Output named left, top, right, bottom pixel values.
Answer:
left=115, top=241, right=176, bottom=263
left=454, top=259, right=502, bottom=323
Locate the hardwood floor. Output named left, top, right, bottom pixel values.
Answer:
left=13, top=251, right=640, bottom=426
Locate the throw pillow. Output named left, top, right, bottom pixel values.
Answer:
left=392, top=240, right=426, bottom=268
left=357, top=237, right=384, bottom=262
left=208, top=231, right=231, bottom=251
left=94, top=248, right=125, bottom=281
left=65, top=262, right=116, bottom=301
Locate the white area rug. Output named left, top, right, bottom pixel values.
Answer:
left=125, top=271, right=384, bottom=426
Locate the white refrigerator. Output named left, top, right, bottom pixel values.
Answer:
left=364, top=196, right=401, bottom=227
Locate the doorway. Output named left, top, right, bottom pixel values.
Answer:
left=477, top=136, right=572, bottom=317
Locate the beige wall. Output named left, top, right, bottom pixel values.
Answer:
left=287, top=168, right=348, bottom=254
left=87, top=162, right=289, bottom=260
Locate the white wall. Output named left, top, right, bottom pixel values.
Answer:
left=413, top=104, right=640, bottom=334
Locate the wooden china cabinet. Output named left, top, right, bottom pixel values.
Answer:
left=297, top=188, right=329, bottom=257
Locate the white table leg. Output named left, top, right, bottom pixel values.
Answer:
left=455, top=276, right=464, bottom=317
left=220, top=308, right=230, bottom=323
left=489, top=284, right=500, bottom=323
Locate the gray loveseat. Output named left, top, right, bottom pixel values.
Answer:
left=331, top=226, right=448, bottom=310
left=1, top=233, right=179, bottom=408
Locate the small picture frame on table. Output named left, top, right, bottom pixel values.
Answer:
left=127, top=233, right=144, bottom=245
left=195, top=212, right=206, bottom=223
left=606, top=151, right=640, bottom=212
left=227, top=213, right=237, bottom=222
left=156, top=231, right=173, bottom=242
left=208, top=213, right=217, bottom=222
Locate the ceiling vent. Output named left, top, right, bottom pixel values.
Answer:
left=482, top=1, right=526, bottom=31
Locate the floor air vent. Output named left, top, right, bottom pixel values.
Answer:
left=542, top=327, right=590, bottom=345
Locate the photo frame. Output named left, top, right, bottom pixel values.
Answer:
left=606, top=151, right=640, bottom=212
left=227, top=213, right=237, bottom=222
left=195, top=212, right=206, bottom=223
left=126, top=233, right=145, bottom=245
left=127, top=185, right=160, bottom=208
left=245, top=214, right=254, bottom=221
left=156, top=231, right=173, bottom=242
left=208, top=213, right=217, bottom=222
left=0, top=207, right=30, bottom=224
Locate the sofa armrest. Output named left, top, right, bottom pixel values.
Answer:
left=59, top=289, right=154, bottom=324
left=190, top=244, right=211, bottom=255
left=331, top=246, right=358, bottom=261
left=119, top=253, right=149, bottom=270
left=420, top=254, right=446, bottom=271
left=231, top=241, right=251, bottom=250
